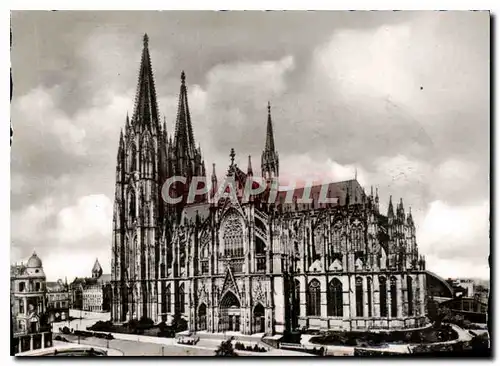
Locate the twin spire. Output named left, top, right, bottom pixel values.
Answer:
left=131, top=33, right=160, bottom=131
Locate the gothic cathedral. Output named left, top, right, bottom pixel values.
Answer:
left=111, top=35, right=428, bottom=335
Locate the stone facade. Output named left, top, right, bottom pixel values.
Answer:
left=70, top=259, right=112, bottom=313
left=10, top=252, right=52, bottom=354
left=111, top=34, right=428, bottom=333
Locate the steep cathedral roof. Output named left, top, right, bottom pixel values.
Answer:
left=276, top=179, right=366, bottom=208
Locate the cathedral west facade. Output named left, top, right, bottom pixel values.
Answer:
left=110, top=34, right=429, bottom=335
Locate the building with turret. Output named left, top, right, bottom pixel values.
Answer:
left=70, top=259, right=111, bottom=313
left=10, top=252, right=52, bottom=354
left=111, top=34, right=428, bottom=334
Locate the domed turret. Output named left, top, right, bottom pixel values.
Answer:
left=26, top=251, right=43, bottom=268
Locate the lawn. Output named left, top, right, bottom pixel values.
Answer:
left=309, top=324, right=458, bottom=347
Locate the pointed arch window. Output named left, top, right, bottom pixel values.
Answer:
left=129, top=144, right=137, bottom=172
left=307, top=279, right=321, bottom=316
left=390, top=276, right=398, bottom=317
left=367, top=277, right=373, bottom=317
left=407, top=276, right=414, bottom=316
left=294, top=279, right=301, bottom=316
left=165, top=285, right=171, bottom=313
left=351, top=221, right=363, bottom=252
left=331, top=222, right=342, bottom=255
left=327, top=278, right=343, bottom=317
left=179, top=284, right=185, bottom=313
left=355, top=277, right=364, bottom=317
left=380, top=276, right=387, bottom=317
left=223, top=213, right=244, bottom=258
left=200, top=242, right=209, bottom=274
left=129, top=191, right=136, bottom=221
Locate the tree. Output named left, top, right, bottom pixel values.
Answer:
left=426, top=297, right=451, bottom=328
left=215, top=338, right=238, bottom=357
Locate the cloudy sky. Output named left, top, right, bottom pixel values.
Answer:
left=11, top=11, right=490, bottom=281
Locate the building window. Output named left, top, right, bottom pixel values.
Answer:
left=129, top=144, right=137, bottom=172
left=35, top=282, right=40, bottom=291
left=19, top=299, right=24, bottom=314
left=179, top=284, right=185, bottom=313
left=19, top=282, right=25, bottom=292
left=201, top=260, right=209, bottom=274
left=165, top=285, right=171, bottom=313
left=367, top=277, right=373, bottom=317
left=407, top=276, right=413, bottom=316
left=327, top=278, right=343, bottom=316
left=255, top=237, right=266, bottom=255
left=380, top=277, right=387, bottom=317
left=390, top=276, right=398, bottom=317
left=294, top=279, right=301, bottom=316
left=355, top=277, right=364, bottom=317
left=307, top=279, right=321, bottom=316
left=351, top=221, right=364, bottom=252
left=331, top=222, right=342, bottom=256
left=223, top=213, right=244, bottom=258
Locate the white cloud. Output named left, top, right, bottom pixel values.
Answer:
left=16, top=87, right=87, bottom=156
left=54, top=194, right=113, bottom=244
left=42, top=247, right=111, bottom=281
left=11, top=197, right=57, bottom=244
left=418, top=200, right=490, bottom=273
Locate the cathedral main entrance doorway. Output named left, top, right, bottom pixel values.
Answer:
left=220, top=291, right=241, bottom=332
left=253, top=303, right=265, bottom=333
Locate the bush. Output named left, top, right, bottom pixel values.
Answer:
left=171, top=314, right=188, bottom=333
left=88, top=321, right=114, bottom=332
left=215, top=338, right=238, bottom=357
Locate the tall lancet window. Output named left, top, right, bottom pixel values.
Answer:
left=327, top=278, right=343, bottom=317
left=355, top=277, right=364, bottom=317
left=179, top=284, right=185, bottom=313
left=407, top=276, right=414, bottom=316
left=331, top=221, right=342, bottom=255
left=390, top=276, right=398, bottom=317
left=307, top=279, right=321, bottom=316
left=367, top=277, right=373, bottom=317
left=129, top=191, right=136, bottom=221
left=165, top=285, right=171, bottom=313
left=351, top=220, right=363, bottom=252
left=380, top=276, right=387, bottom=317
left=129, top=144, right=137, bottom=172
left=222, top=213, right=244, bottom=258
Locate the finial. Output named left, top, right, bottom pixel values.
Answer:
left=376, top=187, right=379, bottom=198
left=143, top=33, right=149, bottom=47
left=230, top=148, right=235, bottom=166
left=247, top=155, right=253, bottom=175
left=355, top=167, right=358, bottom=180
left=268, top=101, right=271, bottom=114
left=371, top=185, right=373, bottom=196
left=181, top=70, right=186, bottom=85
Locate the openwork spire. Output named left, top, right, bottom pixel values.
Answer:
left=261, top=102, right=279, bottom=180
left=174, top=70, right=196, bottom=159
left=131, top=33, right=160, bottom=131
left=265, top=101, right=276, bottom=152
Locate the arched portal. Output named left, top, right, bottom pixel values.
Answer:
left=253, top=303, right=265, bottom=333
left=219, top=291, right=241, bottom=332
left=198, top=303, right=207, bottom=331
